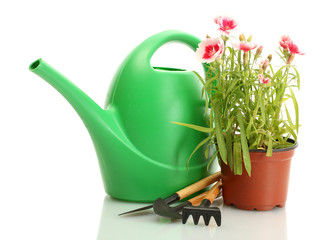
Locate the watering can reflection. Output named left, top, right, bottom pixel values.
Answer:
left=30, top=30, right=211, bottom=202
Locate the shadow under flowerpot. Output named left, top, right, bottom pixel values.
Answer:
left=221, top=140, right=297, bottom=211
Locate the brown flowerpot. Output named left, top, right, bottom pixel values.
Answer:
left=221, top=141, right=297, bottom=211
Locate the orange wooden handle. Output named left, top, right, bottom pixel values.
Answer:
left=176, top=171, right=221, bottom=200
left=205, top=180, right=222, bottom=203
left=188, top=191, right=208, bottom=206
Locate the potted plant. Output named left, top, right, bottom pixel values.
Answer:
left=173, top=16, right=303, bottom=210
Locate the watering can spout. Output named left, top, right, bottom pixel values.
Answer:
left=30, top=58, right=151, bottom=200
left=29, top=59, right=108, bottom=134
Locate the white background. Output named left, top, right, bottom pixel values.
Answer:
left=0, top=0, right=326, bottom=239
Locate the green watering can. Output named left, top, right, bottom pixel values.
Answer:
left=30, top=30, right=210, bottom=202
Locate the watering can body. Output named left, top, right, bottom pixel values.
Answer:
left=30, top=30, right=212, bottom=202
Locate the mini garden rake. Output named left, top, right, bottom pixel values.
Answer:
left=182, top=180, right=222, bottom=226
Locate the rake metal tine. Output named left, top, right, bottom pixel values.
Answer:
left=213, top=212, right=221, bottom=226
left=181, top=180, right=222, bottom=226
left=182, top=211, right=190, bottom=224
left=192, top=214, right=201, bottom=225
left=203, top=213, right=211, bottom=226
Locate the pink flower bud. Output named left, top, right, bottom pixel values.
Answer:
left=262, top=59, right=269, bottom=71
left=259, top=63, right=263, bottom=74
left=254, top=45, right=263, bottom=59
left=287, top=53, right=295, bottom=65
left=239, top=33, right=246, bottom=42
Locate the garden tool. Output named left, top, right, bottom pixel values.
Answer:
left=182, top=180, right=222, bottom=226
left=118, top=171, right=221, bottom=216
left=153, top=190, right=222, bottom=219
left=153, top=191, right=208, bottom=219
left=29, top=30, right=212, bottom=202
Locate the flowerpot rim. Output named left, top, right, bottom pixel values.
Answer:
left=249, top=138, right=298, bottom=153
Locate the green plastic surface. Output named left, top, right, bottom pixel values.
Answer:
left=29, top=30, right=211, bottom=202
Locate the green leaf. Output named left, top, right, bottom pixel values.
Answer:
left=203, top=86, right=209, bottom=117
left=259, top=91, right=266, bottom=127
left=171, top=122, right=214, bottom=133
left=225, top=116, right=233, bottom=132
left=192, top=71, right=205, bottom=86
left=246, top=117, right=253, bottom=139
left=283, top=121, right=297, bottom=142
left=230, top=48, right=235, bottom=70
left=291, top=66, right=301, bottom=90
left=289, top=88, right=299, bottom=133
left=256, top=134, right=263, bottom=149
left=204, top=142, right=209, bottom=159
left=213, top=106, right=228, bottom=164
left=253, top=95, right=260, bottom=118
left=204, top=76, right=218, bottom=89
left=226, top=80, right=239, bottom=96
left=226, top=129, right=233, bottom=171
left=285, top=105, right=295, bottom=130
left=233, top=141, right=242, bottom=175
left=273, top=65, right=287, bottom=82
left=269, top=63, right=275, bottom=76
left=267, top=138, right=273, bottom=157
left=207, top=151, right=218, bottom=171
left=237, top=111, right=251, bottom=176
left=275, top=50, right=287, bottom=64
left=186, top=135, right=212, bottom=170
left=238, top=50, right=242, bottom=65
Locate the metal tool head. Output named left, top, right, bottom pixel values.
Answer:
left=182, top=205, right=221, bottom=226
left=153, top=198, right=191, bottom=219
left=118, top=193, right=180, bottom=216
left=118, top=204, right=153, bottom=216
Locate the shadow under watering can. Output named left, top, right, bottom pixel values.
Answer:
left=29, top=30, right=212, bottom=202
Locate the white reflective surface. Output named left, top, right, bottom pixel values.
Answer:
left=97, top=196, right=288, bottom=240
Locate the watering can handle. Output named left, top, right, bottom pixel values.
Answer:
left=132, top=30, right=201, bottom=71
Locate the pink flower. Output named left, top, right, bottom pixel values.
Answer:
left=233, top=42, right=258, bottom=52
left=196, top=38, right=224, bottom=63
left=213, top=16, right=237, bottom=35
left=285, top=40, right=304, bottom=64
left=279, top=35, right=291, bottom=49
left=260, top=77, right=271, bottom=84
left=258, top=74, right=270, bottom=84
left=287, top=41, right=305, bottom=55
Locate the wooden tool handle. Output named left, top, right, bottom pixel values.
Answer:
left=176, top=171, right=221, bottom=200
left=205, top=180, right=222, bottom=203
left=188, top=191, right=208, bottom=206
